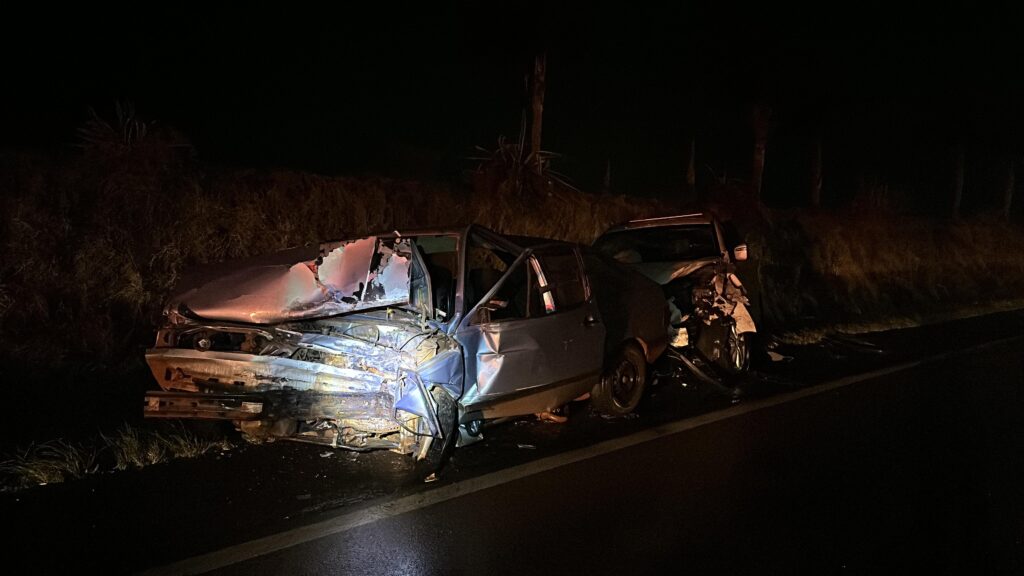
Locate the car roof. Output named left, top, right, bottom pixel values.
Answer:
left=602, top=213, right=714, bottom=234
left=322, top=226, right=575, bottom=253
left=502, top=235, right=577, bottom=250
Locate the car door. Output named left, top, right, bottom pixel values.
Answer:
left=455, top=243, right=605, bottom=419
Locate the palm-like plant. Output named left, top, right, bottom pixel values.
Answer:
left=75, top=101, right=193, bottom=165
left=469, top=113, right=579, bottom=196
left=77, top=101, right=149, bottom=152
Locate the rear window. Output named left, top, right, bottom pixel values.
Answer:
left=594, top=225, right=719, bottom=263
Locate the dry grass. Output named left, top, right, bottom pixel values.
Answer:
left=756, top=210, right=1024, bottom=329
left=0, top=440, right=100, bottom=487
left=154, top=423, right=233, bottom=459
left=102, top=423, right=230, bottom=471
left=0, top=424, right=233, bottom=491
left=775, top=296, right=1024, bottom=345
left=101, top=425, right=168, bottom=471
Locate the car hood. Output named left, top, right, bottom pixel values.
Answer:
left=168, top=236, right=413, bottom=324
left=630, top=258, right=718, bottom=285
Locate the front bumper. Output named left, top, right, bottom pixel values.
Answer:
left=143, top=347, right=445, bottom=442
left=145, top=348, right=387, bottom=394
left=144, top=391, right=265, bottom=420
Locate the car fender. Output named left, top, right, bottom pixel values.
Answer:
left=733, top=301, right=757, bottom=334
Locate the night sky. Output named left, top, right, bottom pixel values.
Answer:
left=4, top=3, right=1023, bottom=201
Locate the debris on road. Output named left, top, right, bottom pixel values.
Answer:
left=767, top=350, right=794, bottom=363
left=536, top=411, right=568, bottom=423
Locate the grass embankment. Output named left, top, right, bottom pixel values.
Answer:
left=0, top=423, right=232, bottom=491
left=748, top=209, right=1024, bottom=340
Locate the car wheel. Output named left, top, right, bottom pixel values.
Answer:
left=592, top=343, right=647, bottom=416
left=721, top=322, right=751, bottom=374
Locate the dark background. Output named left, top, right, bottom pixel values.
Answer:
left=3, top=3, right=1023, bottom=205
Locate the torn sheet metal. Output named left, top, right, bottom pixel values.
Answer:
left=733, top=302, right=756, bottom=334
left=169, top=237, right=412, bottom=324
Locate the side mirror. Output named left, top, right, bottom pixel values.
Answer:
left=732, top=244, right=748, bottom=262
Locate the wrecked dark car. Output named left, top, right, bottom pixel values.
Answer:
left=594, top=213, right=756, bottom=377
left=144, top=226, right=668, bottom=467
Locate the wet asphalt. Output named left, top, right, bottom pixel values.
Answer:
left=2, top=310, right=1023, bottom=575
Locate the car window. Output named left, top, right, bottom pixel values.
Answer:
left=466, top=233, right=550, bottom=324
left=594, top=225, right=720, bottom=263
left=413, top=235, right=459, bottom=320
left=470, top=257, right=548, bottom=324
left=535, top=249, right=586, bottom=309
left=466, top=241, right=514, bottom=311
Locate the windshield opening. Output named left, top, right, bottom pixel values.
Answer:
left=594, top=225, right=720, bottom=263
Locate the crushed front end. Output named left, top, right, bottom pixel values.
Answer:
left=143, top=235, right=462, bottom=457
left=145, top=309, right=459, bottom=455
left=665, top=260, right=756, bottom=349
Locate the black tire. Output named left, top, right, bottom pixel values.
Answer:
left=591, top=343, right=647, bottom=416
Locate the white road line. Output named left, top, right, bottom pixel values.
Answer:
left=139, top=335, right=1021, bottom=576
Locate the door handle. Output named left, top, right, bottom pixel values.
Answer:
left=583, top=314, right=600, bottom=327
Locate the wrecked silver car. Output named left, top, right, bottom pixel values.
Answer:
left=594, top=213, right=756, bottom=375
left=144, top=226, right=667, bottom=466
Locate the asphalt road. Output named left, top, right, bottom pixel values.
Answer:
left=2, top=311, right=1023, bottom=575
left=198, top=336, right=1024, bottom=575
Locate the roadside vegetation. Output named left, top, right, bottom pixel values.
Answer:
left=6, top=140, right=1020, bottom=372
left=0, top=423, right=233, bottom=491
left=748, top=207, right=1024, bottom=332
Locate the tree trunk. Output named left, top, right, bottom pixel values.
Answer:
left=530, top=53, right=546, bottom=175
left=751, top=142, right=766, bottom=200
left=686, top=137, right=696, bottom=197
left=1003, top=157, right=1016, bottom=221
left=751, top=105, right=772, bottom=201
left=952, top=147, right=964, bottom=220
left=810, top=138, right=823, bottom=207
